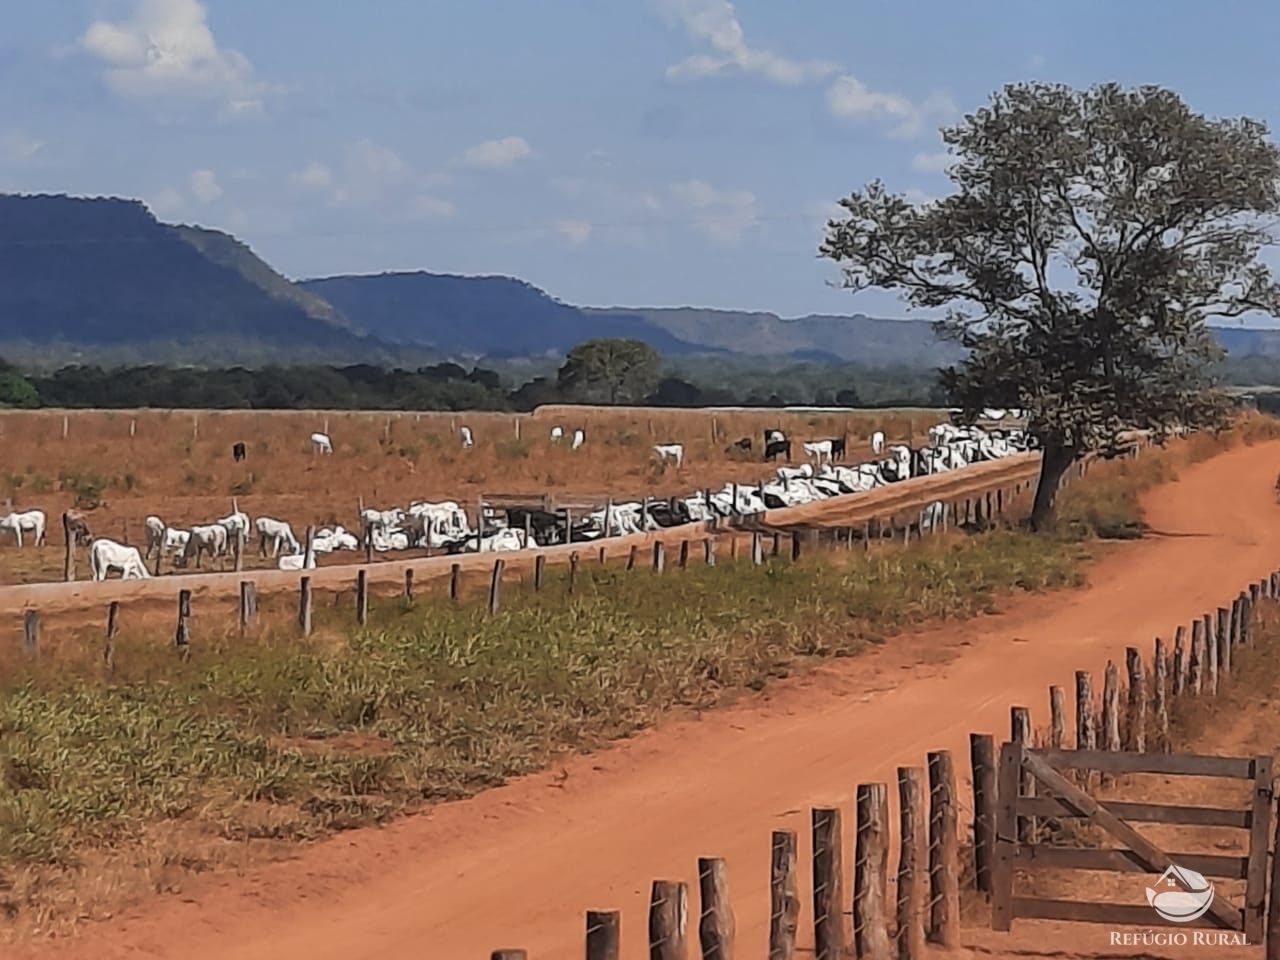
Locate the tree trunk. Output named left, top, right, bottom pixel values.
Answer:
left=1029, top=443, right=1076, bottom=532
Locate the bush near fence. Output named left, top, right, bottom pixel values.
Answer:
left=0, top=423, right=1271, bottom=938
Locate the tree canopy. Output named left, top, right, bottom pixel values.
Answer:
left=820, top=81, right=1280, bottom=528
left=556, top=338, right=662, bottom=404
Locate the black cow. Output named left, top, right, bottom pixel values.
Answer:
left=232, top=441, right=247, bottom=462
left=647, top=500, right=692, bottom=528
left=506, top=506, right=564, bottom=545
left=732, top=437, right=753, bottom=452
left=830, top=436, right=847, bottom=461
left=763, top=438, right=791, bottom=462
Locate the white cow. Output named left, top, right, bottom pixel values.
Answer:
left=572, top=429, right=585, bottom=450
left=777, top=463, right=814, bottom=482
left=162, top=527, right=191, bottom=557
left=218, top=510, right=251, bottom=547
left=653, top=443, right=684, bottom=468
left=802, top=439, right=834, bottom=465
left=311, top=432, right=333, bottom=454
left=871, top=430, right=885, bottom=455
left=460, top=425, right=474, bottom=448
left=144, top=515, right=166, bottom=558
left=0, top=509, right=46, bottom=547
left=478, top=528, right=526, bottom=552
left=183, top=523, right=229, bottom=568
left=255, top=516, right=299, bottom=557
left=550, top=426, right=564, bottom=442
left=90, top=538, right=151, bottom=581
left=277, top=548, right=317, bottom=570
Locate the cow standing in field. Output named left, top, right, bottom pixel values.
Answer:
left=90, top=539, right=150, bottom=581
left=311, top=432, right=333, bottom=455
left=232, top=442, right=247, bottom=462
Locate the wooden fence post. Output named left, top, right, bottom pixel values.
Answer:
left=1154, top=637, right=1169, bottom=752
left=404, top=568, right=414, bottom=601
left=1173, top=626, right=1187, bottom=696
left=1010, top=707, right=1034, bottom=842
left=488, top=559, right=505, bottom=614
left=703, top=537, right=715, bottom=566
left=450, top=563, right=461, bottom=602
left=22, top=609, right=40, bottom=656
left=697, top=857, right=735, bottom=959
left=1101, top=660, right=1121, bottom=785
left=363, top=522, right=374, bottom=564
left=812, top=807, right=846, bottom=960
left=1075, top=670, right=1096, bottom=753
left=649, top=880, right=688, bottom=960
left=926, top=750, right=960, bottom=948
left=772, top=532, right=781, bottom=557
left=1189, top=621, right=1204, bottom=694
left=1204, top=612, right=1218, bottom=695
left=533, top=554, right=546, bottom=591
left=1242, top=593, right=1254, bottom=645
left=298, top=576, right=313, bottom=635
left=1217, top=606, right=1231, bottom=677
left=653, top=541, right=666, bottom=573
left=969, top=733, right=996, bottom=895
left=853, top=783, right=891, bottom=960
left=586, top=910, right=621, bottom=960
left=1049, top=686, right=1066, bottom=749
left=752, top=533, right=764, bottom=565
left=895, top=766, right=926, bottom=960
left=104, top=600, right=119, bottom=671
left=239, top=580, right=256, bottom=631
left=62, top=511, right=75, bottom=582
left=769, top=830, right=800, bottom=960
left=174, top=589, right=191, bottom=657
left=567, top=551, right=579, bottom=594
left=679, top=539, right=690, bottom=570
left=356, top=568, right=369, bottom=625
left=1124, top=647, right=1146, bottom=752
left=791, top=532, right=802, bottom=561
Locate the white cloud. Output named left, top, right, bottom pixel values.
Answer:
left=669, top=178, right=758, bottom=245
left=287, top=139, right=454, bottom=221
left=145, top=186, right=185, bottom=217
left=77, top=0, right=266, bottom=115
left=460, top=136, right=532, bottom=170
left=557, top=219, right=593, bottom=245
left=911, top=151, right=952, bottom=174
left=828, top=81, right=956, bottom=138
left=189, top=168, right=221, bottom=203
left=1, top=131, right=44, bottom=162
left=654, top=0, right=838, bottom=85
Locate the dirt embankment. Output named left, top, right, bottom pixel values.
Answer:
left=12, top=441, right=1280, bottom=959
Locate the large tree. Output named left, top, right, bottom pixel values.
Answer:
left=557, top=338, right=662, bottom=404
left=820, top=82, right=1280, bottom=529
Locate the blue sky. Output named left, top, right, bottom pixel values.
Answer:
left=2, top=0, right=1278, bottom=321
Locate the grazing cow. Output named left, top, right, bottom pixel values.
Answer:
left=182, top=524, right=228, bottom=569
left=460, top=425, right=474, bottom=448
left=830, top=436, right=847, bottom=461
left=144, top=515, right=166, bottom=558
left=572, top=429, right=585, bottom=450
left=550, top=426, right=564, bottom=442
left=311, top=432, right=333, bottom=455
left=90, top=538, right=151, bottom=581
left=64, top=509, right=93, bottom=547
left=162, top=527, right=191, bottom=557
left=0, top=509, right=46, bottom=547
left=802, top=440, right=834, bottom=465
left=218, top=510, right=251, bottom=547
left=653, top=443, right=684, bottom=468
left=255, top=516, right=300, bottom=557
left=232, top=441, right=247, bottom=462
left=871, top=430, right=885, bottom=455
left=732, top=437, right=752, bottom=452
left=763, top=438, right=791, bottom=462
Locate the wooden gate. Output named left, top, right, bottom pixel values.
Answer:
left=991, top=744, right=1274, bottom=940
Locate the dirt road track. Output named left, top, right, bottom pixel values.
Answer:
left=20, top=441, right=1267, bottom=960
left=0, top=453, right=1041, bottom=614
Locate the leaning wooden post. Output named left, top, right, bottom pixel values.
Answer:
left=812, top=806, right=846, bottom=959
left=103, top=601, right=119, bottom=672
left=22, top=609, right=40, bottom=656
left=697, top=857, right=735, bottom=959
left=1154, top=637, right=1169, bottom=753
left=488, top=559, right=505, bottom=614
left=926, top=750, right=959, bottom=949
left=450, top=563, right=461, bottom=602
left=1189, top=621, right=1204, bottom=695
left=586, top=910, right=621, bottom=960
left=853, top=783, right=891, bottom=960
left=239, top=579, right=257, bottom=631
left=1049, top=686, right=1066, bottom=749
left=62, top=511, right=75, bottom=582
left=298, top=576, right=313, bottom=636
left=895, top=766, right=926, bottom=960
left=533, top=554, right=546, bottom=591
left=769, top=830, right=800, bottom=960
left=653, top=541, right=666, bottom=573
left=356, top=568, right=369, bottom=625
left=1124, top=647, right=1146, bottom=751
left=1172, top=626, right=1187, bottom=696
left=174, top=589, right=191, bottom=658
left=1010, top=707, right=1034, bottom=842
left=567, top=551, right=579, bottom=594
left=969, top=733, right=996, bottom=895
left=1101, top=660, right=1121, bottom=785
left=649, top=880, right=688, bottom=960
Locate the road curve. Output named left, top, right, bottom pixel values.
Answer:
left=1, top=453, right=1042, bottom=614
left=11, top=439, right=1271, bottom=959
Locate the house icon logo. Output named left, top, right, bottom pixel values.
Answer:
left=1145, top=864, right=1215, bottom=922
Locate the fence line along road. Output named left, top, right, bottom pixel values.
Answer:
left=0, top=448, right=1070, bottom=609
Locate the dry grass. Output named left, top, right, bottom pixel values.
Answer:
left=0, top=407, right=945, bottom=584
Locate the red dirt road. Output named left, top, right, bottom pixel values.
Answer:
left=16, top=441, right=1279, bottom=960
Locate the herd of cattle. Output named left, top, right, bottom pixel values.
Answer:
left=0, top=413, right=1037, bottom=580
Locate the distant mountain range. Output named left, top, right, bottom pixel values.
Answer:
left=1, top=192, right=1279, bottom=370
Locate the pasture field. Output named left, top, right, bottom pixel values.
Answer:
left=0, top=406, right=947, bottom=585
left=0, top=426, right=1253, bottom=941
